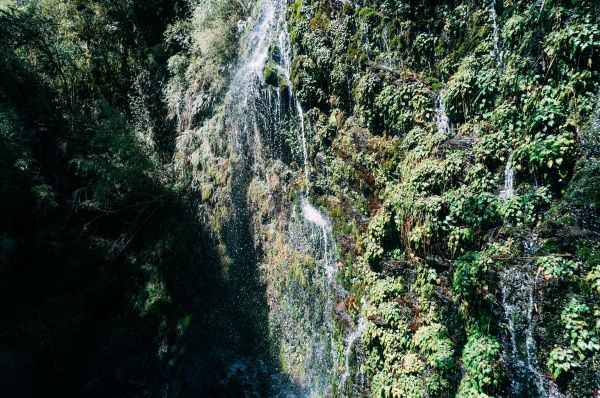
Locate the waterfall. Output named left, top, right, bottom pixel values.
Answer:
left=278, top=25, right=310, bottom=181
left=224, top=0, right=275, bottom=155
left=222, top=0, right=307, bottom=173
left=339, top=299, right=367, bottom=392
left=587, top=94, right=600, bottom=157
left=295, top=101, right=310, bottom=181
left=490, top=0, right=504, bottom=70
left=299, top=197, right=370, bottom=397
left=499, top=236, right=546, bottom=397
left=291, top=197, right=367, bottom=397
left=491, top=1, right=513, bottom=204
left=301, top=199, right=335, bottom=279
left=594, top=95, right=600, bottom=133
left=435, top=89, right=450, bottom=136
left=214, top=0, right=354, bottom=394
left=499, top=161, right=514, bottom=201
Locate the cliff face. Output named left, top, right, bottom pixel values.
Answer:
left=168, top=0, right=600, bottom=396
left=283, top=1, right=600, bottom=396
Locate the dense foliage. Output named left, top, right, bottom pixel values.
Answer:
left=285, top=0, right=600, bottom=396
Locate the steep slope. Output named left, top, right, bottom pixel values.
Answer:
left=284, top=0, right=600, bottom=396
left=168, top=0, right=600, bottom=396
left=3, top=0, right=595, bottom=397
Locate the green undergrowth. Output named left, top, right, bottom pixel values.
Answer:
left=288, top=0, right=600, bottom=395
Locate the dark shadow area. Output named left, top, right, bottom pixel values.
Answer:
left=0, top=180, right=299, bottom=398
left=0, top=3, right=300, bottom=397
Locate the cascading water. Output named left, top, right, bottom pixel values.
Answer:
left=216, top=0, right=359, bottom=395
left=499, top=236, right=546, bottom=398
left=490, top=0, right=504, bottom=70
left=213, top=1, right=304, bottom=395
left=224, top=0, right=305, bottom=168
left=500, top=161, right=514, bottom=201
left=278, top=197, right=367, bottom=397
left=277, top=25, right=310, bottom=181
left=275, top=196, right=341, bottom=397
left=299, top=199, right=368, bottom=397
left=301, top=199, right=335, bottom=279
left=339, top=299, right=367, bottom=391
left=225, top=1, right=274, bottom=155
left=295, top=103, right=310, bottom=181
left=434, top=89, right=450, bottom=137
left=594, top=95, right=600, bottom=132
left=275, top=3, right=368, bottom=395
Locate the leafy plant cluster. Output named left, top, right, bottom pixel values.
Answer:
left=547, top=298, right=600, bottom=379
left=362, top=268, right=455, bottom=398
left=536, top=255, right=579, bottom=280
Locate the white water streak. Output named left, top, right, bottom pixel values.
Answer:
left=435, top=90, right=450, bottom=137
left=500, top=161, right=514, bottom=201
left=301, top=199, right=328, bottom=229
left=500, top=236, right=546, bottom=397
left=301, top=198, right=335, bottom=280
left=340, top=304, right=367, bottom=391
left=278, top=27, right=310, bottom=181
left=491, top=0, right=504, bottom=70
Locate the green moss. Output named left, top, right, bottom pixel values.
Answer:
left=263, top=62, right=280, bottom=87
left=555, top=213, right=578, bottom=227
left=563, top=159, right=600, bottom=209
left=357, top=7, right=381, bottom=23
left=281, top=0, right=600, bottom=395
left=291, top=0, right=303, bottom=21
left=201, top=184, right=213, bottom=201
left=424, top=76, right=443, bottom=91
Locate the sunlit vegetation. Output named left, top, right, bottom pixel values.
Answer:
left=287, top=0, right=600, bottom=395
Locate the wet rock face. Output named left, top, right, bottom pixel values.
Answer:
left=498, top=238, right=545, bottom=397
left=167, top=0, right=600, bottom=395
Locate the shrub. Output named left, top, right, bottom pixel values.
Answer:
left=536, top=255, right=578, bottom=280
left=547, top=347, right=578, bottom=379
left=369, top=276, right=405, bottom=305
left=586, top=266, right=600, bottom=294
left=498, top=186, right=552, bottom=225
left=445, top=56, right=498, bottom=123
left=354, top=72, right=384, bottom=132
left=545, top=22, right=600, bottom=71
left=452, top=252, right=495, bottom=318
left=375, top=82, right=432, bottom=136
left=457, top=333, right=503, bottom=397
left=561, top=299, right=599, bottom=360
left=412, top=323, right=455, bottom=374
left=512, top=131, right=576, bottom=185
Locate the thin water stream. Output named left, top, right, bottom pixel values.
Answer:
left=277, top=21, right=310, bottom=181
left=500, top=161, right=514, bottom=201
left=491, top=0, right=504, bottom=70
left=435, top=89, right=450, bottom=137
left=298, top=198, right=338, bottom=396
left=339, top=299, right=367, bottom=391
left=499, top=236, right=546, bottom=397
